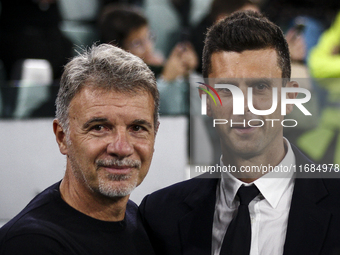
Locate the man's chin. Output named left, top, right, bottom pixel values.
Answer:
left=97, top=178, right=138, bottom=198
left=227, top=143, right=262, bottom=158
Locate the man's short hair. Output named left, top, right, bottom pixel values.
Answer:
left=98, top=5, right=148, bottom=47
left=202, top=11, right=291, bottom=79
left=55, top=43, right=159, bottom=132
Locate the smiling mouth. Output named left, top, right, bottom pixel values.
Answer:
left=103, top=165, right=133, bottom=169
left=101, top=166, right=134, bottom=176
left=96, top=159, right=141, bottom=170
left=104, top=168, right=133, bottom=181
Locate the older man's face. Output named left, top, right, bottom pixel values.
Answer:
left=61, top=86, right=156, bottom=198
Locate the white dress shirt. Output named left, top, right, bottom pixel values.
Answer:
left=212, top=139, right=296, bottom=255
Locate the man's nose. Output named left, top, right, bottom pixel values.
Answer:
left=107, top=129, right=134, bottom=158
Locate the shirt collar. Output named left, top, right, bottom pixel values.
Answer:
left=220, top=138, right=296, bottom=209
left=220, top=164, right=243, bottom=208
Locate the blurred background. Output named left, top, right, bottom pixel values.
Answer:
left=1, top=0, right=340, bottom=225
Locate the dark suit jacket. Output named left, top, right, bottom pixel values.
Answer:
left=139, top=146, right=340, bottom=255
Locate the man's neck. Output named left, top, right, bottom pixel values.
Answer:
left=59, top=173, right=129, bottom=222
left=222, top=139, right=287, bottom=183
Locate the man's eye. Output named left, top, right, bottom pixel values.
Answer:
left=217, top=88, right=231, bottom=95
left=254, top=83, right=268, bottom=90
left=131, top=125, right=145, bottom=132
left=92, top=125, right=105, bottom=131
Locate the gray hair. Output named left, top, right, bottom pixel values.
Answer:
left=56, top=43, right=159, bottom=132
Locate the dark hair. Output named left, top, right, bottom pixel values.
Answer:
left=98, top=4, right=147, bottom=47
left=202, top=11, right=291, bottom=79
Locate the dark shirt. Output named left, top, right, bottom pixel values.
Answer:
left=0, top=182, right=155, bottom=255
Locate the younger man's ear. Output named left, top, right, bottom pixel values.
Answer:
left=285, top=81, right=299, bottom=115
left=53, top=119, right=68, bottom=155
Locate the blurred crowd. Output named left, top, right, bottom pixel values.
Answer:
left=1, top=0, right=340, bottom=164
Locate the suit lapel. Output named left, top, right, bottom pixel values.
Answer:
left=178, top=176, right=219, bottom=255
left=176, top=147, right=332, bottom=255
left=283, top=146, right=331, bottom=255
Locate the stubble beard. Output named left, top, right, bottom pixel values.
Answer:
left=67, top=140, right=141, bottom=198
left=97, top=170, right=138, bottom=198
left=96, top=158, right=142, bottom=197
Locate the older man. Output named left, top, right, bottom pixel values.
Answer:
left=0, top=44, right=158, bottom=255
left=139, top=11, right=340, bottom=255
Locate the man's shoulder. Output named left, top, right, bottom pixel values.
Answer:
left=138, top=174, right=219, bottom=254
left=292, top=143, right=340, bottom=180
left=141, top=173, right=219, bottom=209
left=291, top=143, right=313, bottom=164
left=0, top=182, right=65, bottom=253
left=0, top=182, right=61, bottom=239
left=125, top=199, right=140, bottom=225
left=320, top=178, right=340, bottom=197
left=0, top=184, right=155, bottom=255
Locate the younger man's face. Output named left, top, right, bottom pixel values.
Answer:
left=206, top=49, right=295, bottom=159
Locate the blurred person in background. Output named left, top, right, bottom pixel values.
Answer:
left=296, top=10, right=340, bottom=165
left=98, top=4, right=198, bottom=115
left=263, top=0, right=340, bottom=62
left=0, top=0, right=74, bottom=117
left=0, top=0, right=73, bottom=80
left=262, top=0, right=340, bottom=161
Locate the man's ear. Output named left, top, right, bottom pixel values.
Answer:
left=53, top=119, right=68, bottom=155
left=285, top=81, right=299, bottom=115
left=198, top=85, right=213, bottom=117
left=155, top=121, right=160, bottom=136
left=152, top=121, right=160, bottom=153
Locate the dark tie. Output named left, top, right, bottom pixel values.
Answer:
left=220, top=184, right=260, bottom=255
